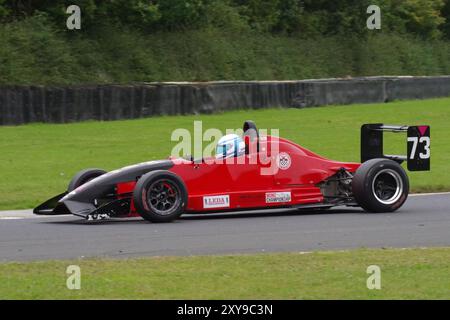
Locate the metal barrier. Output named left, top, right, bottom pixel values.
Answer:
left=1, top=76, right=449, bottom=125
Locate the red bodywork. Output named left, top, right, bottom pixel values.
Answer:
left=117, top=135, right=360, bottom=216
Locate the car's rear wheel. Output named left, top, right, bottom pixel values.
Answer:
left=133, top=170, right=187, bottom=223
left=68, top=168, right=107, bottom=192
left=352, top=159, right=409, bottom=213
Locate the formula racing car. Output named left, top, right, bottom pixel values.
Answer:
left=34, top=121, right=430, bottom=222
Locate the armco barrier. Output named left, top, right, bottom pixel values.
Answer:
left=0, top=76, right=449, bottom=125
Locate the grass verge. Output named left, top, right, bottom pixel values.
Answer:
left=0, top=247, right=449, bottom=299
left=1, top=15, right=450, bottom=85
left=0, top=97, right=449, bottom=210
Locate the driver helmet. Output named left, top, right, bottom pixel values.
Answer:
left=216, top=134, right=245, bottom=159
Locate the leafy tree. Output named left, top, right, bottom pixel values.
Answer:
left=439, top=0, right=450, bottom=38
left=300, top=0, right=372, bottom=36
left=0, top=0, right=447, bottom=38
left=157, top=0, right=208, bottom=30
left=274, top=0, right=303, bottom=33
left=0, top=0, right=10, bottom=19
left=378, top=0, right=445, bottom=38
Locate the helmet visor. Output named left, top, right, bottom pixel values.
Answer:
left=216, top=143, right=233, bottom=158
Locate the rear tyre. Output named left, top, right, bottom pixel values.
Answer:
left=352, top=159, right=409, bottom=213
left=68, top=168, right=107, bottom=192
left=133, top=170, right=187, bottom=223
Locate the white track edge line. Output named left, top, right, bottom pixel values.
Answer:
left=410, top=192, right=450, bottom=197
left=0, top=192, right=449, bottom=219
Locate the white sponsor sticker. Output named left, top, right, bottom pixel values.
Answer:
left=203, top=195, right=230, bottom=209
left=266, top=192, right=291, bottom=203
left=277, top=152, right=292, bottom=170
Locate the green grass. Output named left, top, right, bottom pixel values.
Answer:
left=1, top=98, right=449, bottom=210
left=1, top=247, right=449, bottom=299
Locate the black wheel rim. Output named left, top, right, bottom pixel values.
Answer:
left=372, top=169, right=403, bottom=205
left=146, top=179, right=181, bottom=216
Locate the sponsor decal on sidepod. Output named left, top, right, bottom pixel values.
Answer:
left=265, top=192, right=291, bottom=203
left=276, top=152, right=292, bottom=170
left=203, top=195, right=230, bottom=209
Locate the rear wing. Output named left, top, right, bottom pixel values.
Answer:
left=361, top=124, right=430, bottom=171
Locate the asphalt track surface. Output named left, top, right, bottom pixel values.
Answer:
left=0, top=193, right=449, bottom=262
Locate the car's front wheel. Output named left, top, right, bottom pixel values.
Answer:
left=352, top=159, right=409, bottom=213
left=133, top=170, right=187, bottom=223
left=68, top=168, right=107, bottom=192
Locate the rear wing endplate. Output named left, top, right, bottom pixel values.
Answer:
left=361, top=124, right=430, bottom=171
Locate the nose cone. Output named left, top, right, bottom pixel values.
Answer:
left=60, top=176, right=113, bottom=204
left=61, top=160, right=175, bottom=204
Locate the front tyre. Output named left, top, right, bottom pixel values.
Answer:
left=352, top=159, right=409, bottom=213
left=133, top=170, right=187, bottom=223
left=68, top=168, right=107, bottom=192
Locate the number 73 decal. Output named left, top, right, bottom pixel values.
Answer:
left=407, top=126, right=430, bottom=171
left=407, top=136, right=430, bottom=159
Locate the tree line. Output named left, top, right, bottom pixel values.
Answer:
left=0, top=0, right=449, bottom=39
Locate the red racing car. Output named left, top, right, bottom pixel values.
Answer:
left=34, top=121, right=430, bottom=222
